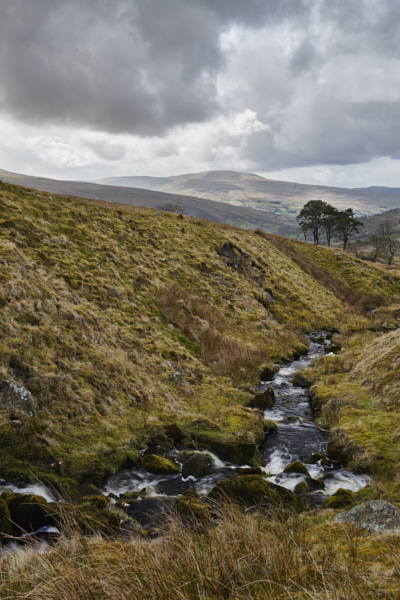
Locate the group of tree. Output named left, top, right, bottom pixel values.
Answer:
left=296, top=200, right=363, bottom=250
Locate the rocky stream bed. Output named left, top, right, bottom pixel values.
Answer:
left=0, top=332, right=373, bottom=553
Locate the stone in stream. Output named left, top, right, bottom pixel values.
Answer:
left=1, top=492, right=56, bottom=535
left=291, top=373, right=311, bottom=388
left=182, top=453, right=212, bottom=479
left=306, top=452, right=332, bottom=467
left=175, top=488, right=211, bottom=526
left=283, top=461, right=311, bottom=478
left=209, top=474, right=294, bottom=508
left=334, top=500, right=400, bottom=533
left=322, top=488, right=353, bottom=509
left=141, top=454, right=180, bottom=475
left=127, top=497, right=176, bottom=529
left=249, top=387, right=275, bottom=410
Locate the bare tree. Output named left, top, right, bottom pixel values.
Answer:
left=371, top=220, right=400, bottom=265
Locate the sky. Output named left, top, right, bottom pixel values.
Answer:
left=1, top=0, right=400, bottom=188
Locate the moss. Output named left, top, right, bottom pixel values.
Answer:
left=141, top=454, right=180, bottom=475
left=294, top=481, right=308, bottom=495
left=249, top=387, right=275, bottom=410
left=61, top=453, right=105, bottom=487
left=263, top=419, right=278, bottom=433
left=209, top=474, right=295, bottom=508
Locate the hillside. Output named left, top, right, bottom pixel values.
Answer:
left=0, top=169, right=295, bottom=235
left=98, top=169, right=400, bottom=218
left=2, top=181, right=400, bottom=598
left=1, top=180, right=400, bottom=493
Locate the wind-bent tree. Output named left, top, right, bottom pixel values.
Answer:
left=335, top=208, right=363, bottom=251
left=296, top=200, right=330, bottom=245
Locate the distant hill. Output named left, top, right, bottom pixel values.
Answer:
left=0, top=169, right=295, bottom=235
left=98, top=170, right=400, bottom=217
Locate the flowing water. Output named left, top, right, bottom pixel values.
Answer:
left=103, top=334, right=370, bottom=505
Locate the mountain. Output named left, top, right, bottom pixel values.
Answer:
left=97, top=169, right=400, bottom=217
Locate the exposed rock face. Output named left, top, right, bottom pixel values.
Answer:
left=0, top=380, right=37, bottom=416
left=334, top=499, right=400, bottom=532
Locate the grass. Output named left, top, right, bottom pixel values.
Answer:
left=1, top=505, right=400, bottom=599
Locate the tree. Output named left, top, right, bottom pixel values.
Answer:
left=335, top=208, right=363, bottom=251
left=296, top=200, right=330, bottom=245
left=322, top=204, right=340, bottom=247
left=371, top=220, right=400, bottom=264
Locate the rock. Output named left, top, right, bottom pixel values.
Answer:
left=305, top=477, right=325, bottom=491
left=163, top=423, right=185, bottom=443
left=334, top=499, right=400, bottom=532
left=209, top=475, right=298, bottom=510
left=292, top=374, right=311, bottom=388
left=182, top=453, right=212, bottom=479
left=325, top=344, right=341, bottom=354
left=0, top=380, right=37, bottom=416
left=175, top=488, right=211, bottom=525
left=327, top=429, right=359, bottom=466
left=263, top=419, right=278, bottom=433
left=141, top=454, right=180, bottom=475
left=127, top=498, right=175, bottom=529
left=259, top=366, right=278, bottom=382
left=249, top=387, right=275, bottom=410
left=1, top=492, right=56, bottom=535
left=323, top=488, right=353, bottom=509
left=193, top=434, right=259, bottom=466
left=306, top=452, right=332, bottom=467
left=294, top=481, right=308, bottom=495
left=283, top=461, right=311, bottom=477
left=0, top=498, right=12, bottom=541
left=191, top=417, right=221, bottom=431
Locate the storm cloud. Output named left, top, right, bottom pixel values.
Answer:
left=0, top=0, right=399, bottom=182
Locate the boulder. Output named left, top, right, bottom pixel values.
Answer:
left=182, top=453, right=212, bottom=479
left=292, top=374, right=311, bottom=388
left=1, top=492, right=55, bottom=535
left=209, top=474, right=294, bottom=508
left=0, top=498, right=12, bottom=541
left=0, top=380, right=37, bottom=416
left=323, top=488, right=353, bottom=509
left=325, top=344, right=341, bottom=354
left=305, top=452, right=332, bottom=467
left=283, top=461, right=311, bottom=477
left=141, top=454, right=180, bottom=475
left=163, top=423, right=185, bottom=443
left=263, top=419, right=278, bottom=433
left=334, top=499, right=400, bottom=533
left=259, top=366, right=278, bottom=382
left=249, top=387, right=275, bottom=410
left=127, top=497, right=175, bottom=529
left=175, top=488, right=211, bottom=525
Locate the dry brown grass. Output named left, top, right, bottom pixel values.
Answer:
left=1, top=505, right=400, bottom=599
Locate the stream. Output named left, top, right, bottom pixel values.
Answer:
left=103, top=333, right=370, bottom=507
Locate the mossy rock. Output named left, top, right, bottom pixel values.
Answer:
left=325, top=344, right=342, bottom=354
left=249, top=387, right=275, bottom=410
left=283, top=461, right=311, bottom=477
left=141, top=454, right=180, bottom=475
left=259, top=365, right=278, bottom=382
left=192, top=432, right=258, bottom=466
left=190, top=417, right=221, bottom=431
left=209, top=474, right=295, bottom=508
left=263, top=419, right=278, bottom=433
left=1, top=492, right=55, bottom=535
left=163, top=423, right=185, bottom=443
left=61, top=452, right=105, bottom=487
left=294, top=481, right=308, bottom=495
left=182, top=453, right=212, bottom=479
left=323, top=488, right=353, bottom=509
left=0, top=498, right=12, bottom=541
left=78, top=495, right=109, bottom=510
left=306, top=452, right=332, bottom=467
left=327, top=430, right=359, bottom=466
left=305, top=476, right=325, bottom=491
left=292, top=373, right=311, bottom=388
left=175, top=488, right=211, bottom=525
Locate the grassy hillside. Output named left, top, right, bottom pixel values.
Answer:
left=2, top=182, right=400, bottom=493
left=2, top=182, right=400, bottom=598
